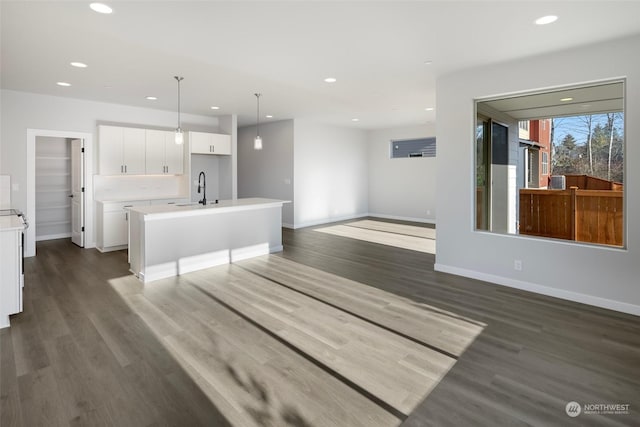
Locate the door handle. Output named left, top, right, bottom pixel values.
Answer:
left=68, top=194, right=74, bottom=198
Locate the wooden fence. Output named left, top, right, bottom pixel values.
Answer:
left=564, top=174, right=624, bottom=191
left=519, top=187, right=623, bottom=246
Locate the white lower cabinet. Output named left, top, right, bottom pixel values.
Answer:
left=97, top=200, right=150, bottom=252
left=97, top=198, right=189, bottom=252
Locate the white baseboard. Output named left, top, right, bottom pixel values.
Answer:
left=434, top=263, right=640, bottom=317
left=36, top=232, right=72, bottom=242
left=0, top=315, right=9, bottom=329
left=282, top=223, right=295, bottom=229
left=292, top=213, right=369, bottom=229
left=368, top=213, right=436, bottom=225
left=96, top=244, right=127, bottom=253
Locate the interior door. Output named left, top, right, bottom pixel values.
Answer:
left=71, top=139, right=84, bottom=247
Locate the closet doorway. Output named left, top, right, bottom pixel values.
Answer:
left=35, top=137, right=84, bottom=246
left=26, top=129, right=94, bottom=257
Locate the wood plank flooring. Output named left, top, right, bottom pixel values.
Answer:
left=1, top=217, right=639, bottom=426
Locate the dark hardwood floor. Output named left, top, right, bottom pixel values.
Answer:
left=1, top=218, right=638, bottom=426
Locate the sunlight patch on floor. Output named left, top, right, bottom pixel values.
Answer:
left=314, top=221, right=436, bottom=254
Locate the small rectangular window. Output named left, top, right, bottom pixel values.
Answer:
left=542, top=152, right=548, bottom=175
left=519, top=121, right=529, bottom=131
left=390, top=137, right=436, bottom=158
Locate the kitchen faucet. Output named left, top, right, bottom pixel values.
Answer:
left=197, top=171, right=206, bottom=205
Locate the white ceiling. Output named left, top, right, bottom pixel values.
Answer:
left=2, top=1, right=640, bottom=129
left=480, top=81, right=624, bottom=120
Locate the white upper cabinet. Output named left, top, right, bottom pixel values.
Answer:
left=164, top=132, right=185, bottom=174
left=99, top=125, right=146, bottom=175
left=190, top=131, right=231, bottom=155
left=145, top=130, right=184, bottom=175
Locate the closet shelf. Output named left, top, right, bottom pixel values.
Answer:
left=36, top=187, right=71, bottom=193
left=36, top=220, right=71, bottom=227
left=36, top=205, right=71, bottom=211
left=36, top=172, right=71, bottom=177
left=36, top=156, right=71, bottom=160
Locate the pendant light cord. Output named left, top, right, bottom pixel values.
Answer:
left=175, top=76, right=184, bottom=129
left=255, top=93, right=261, bottom=137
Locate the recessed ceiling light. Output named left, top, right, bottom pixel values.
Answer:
left=265, top=115, right=273, bottom=118
left=70, top=62, right=88, bottom=68
left=324, top=77, right=337, bottom=83
left=56, top=82, right=71, bottom=87
left=90, top=3, right=113, bottom=14
left=535, top=15, right=558, bottom=25
left=351, top=118, right=360, bottom=122
left=145, top=96, right=157, bottom=100
left=423, top=60, right=433, bottom=65
left=210, top=106, right=220, bottom=110
left=425, top=107, right=434, bottom=111
left=560, top=97, right=573, bottom=102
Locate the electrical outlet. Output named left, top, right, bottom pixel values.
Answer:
left=514, top=260, right=522, bottom=271
left=427, top=210, right=431, bottom=216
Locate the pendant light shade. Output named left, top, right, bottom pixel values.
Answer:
left=254, top=93, right=263, bottom=150
left=174, top=76, right=184, bottom=145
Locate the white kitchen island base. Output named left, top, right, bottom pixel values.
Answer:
left=128, top=198, right=288, bottom=283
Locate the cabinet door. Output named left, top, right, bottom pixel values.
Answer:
left=102, top=210, right=128, bottom=247
left=189, top=131, right=213, bottom=154
left=211, top=134, right=231, bottom=155
left=123, top=128, right=146, bottom=174
left=164, top=131, right=184, bottom=174
left=99, top=125, right=124, bottom=175
left=145, top=129, right=166, bottom=174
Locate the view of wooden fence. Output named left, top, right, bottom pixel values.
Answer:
left=564, top=174, right=624, bottom=191
left=519, top=186, right=623, bottom=246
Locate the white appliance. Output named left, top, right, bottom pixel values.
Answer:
left=0, top=208, right=27, bottom=328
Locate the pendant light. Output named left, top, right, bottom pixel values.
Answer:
left=254, top=93, right=263, bottom=150
left=174, top=76, right=184, bottom=145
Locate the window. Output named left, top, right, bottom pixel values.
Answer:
left=475, top=80, right=625, bottom=248
left=391, top=137, right=436, bottom=158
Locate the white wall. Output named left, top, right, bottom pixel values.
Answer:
left=218, top=114, right=238, bottom=200
left=367, top=124, right=436, bottom=223
left=435, top=34, right=640, bottom=315
left=237, top=120, right=294, bottom=226
left=294, top=120, right=368, bottom=228
left=1, top=89, right=220, bottom=250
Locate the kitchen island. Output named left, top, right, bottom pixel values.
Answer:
left=128, top=198, right=288, bottom=283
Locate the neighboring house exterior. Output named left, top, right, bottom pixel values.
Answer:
left=519, top=119, right=551, bottom=188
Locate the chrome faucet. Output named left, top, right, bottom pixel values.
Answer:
left=197, top=171, right=206, bottom=205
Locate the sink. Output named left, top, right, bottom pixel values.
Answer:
left=176, top=202, right=199, bottom=207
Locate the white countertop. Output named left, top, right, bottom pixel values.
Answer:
left=128, top=198, right=290, bottom=220
left=0, top=216, right=26, bottom=232
left=96, top=195, right=189, bottom=203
